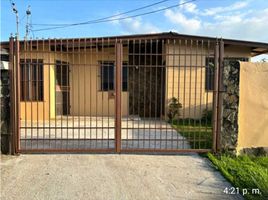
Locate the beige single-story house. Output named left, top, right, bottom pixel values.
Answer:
left=2, top=32, right=268, bottom=122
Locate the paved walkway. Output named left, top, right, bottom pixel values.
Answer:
left=0, top=154, right=243, bottom=200
left=20, top=117, right=190, bottom=150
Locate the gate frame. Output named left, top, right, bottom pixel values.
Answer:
left=10, top=37, right=224, bottom=154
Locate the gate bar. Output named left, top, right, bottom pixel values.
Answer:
left=212, top=39, right=219, bottom=153
left=115, top=41, right=123, bottom=153
left=216, top=39, right=224, bottom=151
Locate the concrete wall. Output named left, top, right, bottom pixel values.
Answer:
left=70, top=47, right=129, bottom=117
left=237, top=62, right=268, bottom=150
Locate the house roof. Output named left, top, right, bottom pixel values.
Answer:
left=1, top=32, right=268, bottom=56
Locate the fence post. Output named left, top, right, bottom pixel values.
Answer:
left=216, top=39, right=224, bottom=151
left=15, top=36, right=20, bottom=153
left=212, top=39, right=219, bottom=153
left=115, top=41, right=122, bottom=153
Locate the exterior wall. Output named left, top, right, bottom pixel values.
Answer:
left=165, top=40, right=252, bottom=119
left=70, top=47, right=129, bottom=117
left=20, top=47, right=62, bottom=121
left=19, top=41, right=253, bottom=121
left=237, top=62, right=268, bottom=150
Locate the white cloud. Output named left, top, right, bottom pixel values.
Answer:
left=179, top=0, right=198, bottom=14
left=111, top=17, right=160, bottom=34
left=203, top=1, right=249, bottom=16
left=164, top=9, right=201, bottom=33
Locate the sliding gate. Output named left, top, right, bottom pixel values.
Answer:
left=9, top=36, right=223, bottom=153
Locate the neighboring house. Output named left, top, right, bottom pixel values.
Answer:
left=1, top=32, right=268, bottom=122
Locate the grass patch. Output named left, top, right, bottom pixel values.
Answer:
left=170, top=119, right=212, bottom=149
left=207, top=153, right=268, bottom=200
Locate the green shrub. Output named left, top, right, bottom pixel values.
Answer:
left=167, top=97, right=182, bottom=122
left=201, top=109, right=213, bottom=124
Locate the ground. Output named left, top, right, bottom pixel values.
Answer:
left=1, top=154, right=243, bottom=200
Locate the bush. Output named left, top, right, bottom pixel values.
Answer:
left=167, top=97, right=182, bottom=122
left=201, top=109, right=213, bottom=124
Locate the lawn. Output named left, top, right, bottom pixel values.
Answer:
left=170, top=119, right=212, bottom=149
left=207, top=153, right=268, bottom=200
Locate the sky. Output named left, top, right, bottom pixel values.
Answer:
left=1, top=0, right=268, bottom=60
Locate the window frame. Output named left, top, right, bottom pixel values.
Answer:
left=20, top=59, right=44, bottom=102
left=99, top=61, right=128, bottom=92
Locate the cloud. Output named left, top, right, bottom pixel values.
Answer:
left=179, top=0, right=199, bottom=14
left=203, top=1, right=249, bottom=16
left=110, top=17, right=160, bottom=34
left=164, top=9, right=201, bottom=33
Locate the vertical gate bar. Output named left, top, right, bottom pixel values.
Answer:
left=78, top=38, right=81, bottom=149
left=212, top=39, right=219, bottom=152
left=48, top=39, right=51, bottom=149
left=15, top=36, right=20, bottom=153
left=115, top=41, right=122, bottom=153
left=53, top=39, right=56, bottom=148
left=182, top=40, right=187, bottom=149
left=177, top=39, right=181, bottom=149
left=23, top=39, right=27, bottom=150
left=143, top=39, right=147, bottom=149
left=36, top=38, right=39, bottom=149
left=189, top=40, right=193, bottom=148
left=165, top=39, right=169, bottom=149
left=154, top=39, right=158, bottom=149
left=138, top=39, right=141, bottom=148
left=95, top=38, right=98, bottom=148
left=66, top=39, right=69, bottom=149
left=205, top=41, right=210, bottom=148
left=72, top=39, right=75, bottom=149
left=107, top=38, right=110, bottom=148
left=30, top=38, right=33, bottom=150
left=89, top=38, right=92, bottom=148
left=101, top=38, right=104, bottom=148
left=199, top=40, right=203, bottom=149
left=60, top=39, right=63, bottom=149
left=216, top=39, right=224, bottom=152
left=9, top=36, right=15, bottom=154
left=149, top=39, right=152, bottom=149
left=126, top=39, right=129, bottom=149
left=84, top=38, right=86, bottom=149
left=132, top=40, right=135, bottom=148
left=194, top=40, right=198, bottom=149
left=42, top=38, right=45, bottom=149
left=159, top=39, right=164, bottom=149
left=171, top=39, right=175, bottom=149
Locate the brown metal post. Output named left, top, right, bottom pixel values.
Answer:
left=115, top=41, right=123, bottom=153
left=212, top=39, right=219, bottom=153
left=216, top=39, right=224, bottom=151
left=9, top=36, right=15, bottom=154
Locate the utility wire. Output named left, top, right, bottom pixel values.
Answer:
left=33, top=0, right=196, bottom=32
left=33, top=0, right=172, bottom=26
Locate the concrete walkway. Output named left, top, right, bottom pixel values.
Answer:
left=0, top=154, right=242, bottom=200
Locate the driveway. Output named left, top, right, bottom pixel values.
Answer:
left=0, top=154, right=242, bottom=200
left=20, top=117, right=190, bottom=150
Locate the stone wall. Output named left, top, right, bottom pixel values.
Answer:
left=0, top=69, right=10, bottom=154
left=221, top=60, right=240, bottom=152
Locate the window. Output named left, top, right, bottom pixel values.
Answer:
left=100, top=61, right=128, bottom=91
left=20, top=59, right=44, bottom=101
left=205, top=57, right=214, bottom=91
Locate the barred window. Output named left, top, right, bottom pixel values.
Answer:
left=20, top=59, right=44, bottom=101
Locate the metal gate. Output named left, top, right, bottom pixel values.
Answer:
left=9, top=36, right=223, bottom=153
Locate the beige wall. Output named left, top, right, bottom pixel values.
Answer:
left=19, top=41, right=253, bottom=121
left=19, top=47, right=66, bottom=121
left=165, top=41, right=252, bottom=119
left=70, top=47, right=129, bottom=117
left=237, top=62, right=268, bottom=150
